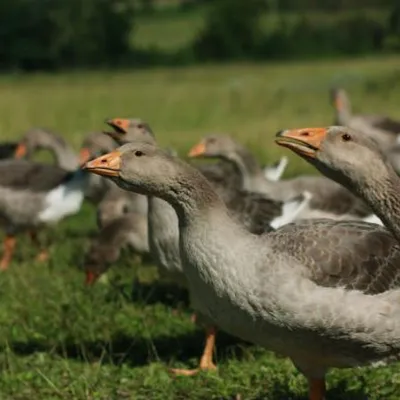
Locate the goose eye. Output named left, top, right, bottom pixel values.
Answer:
left=342, top=133, right=351, bottom=142
left=135, top=150, right=143, bottom=157
left=137, top=124, right=144, bottom=129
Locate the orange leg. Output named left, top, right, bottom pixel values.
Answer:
left=190, top=313, right=197, bottom=324
left=170, top=326, right=217, bottom=376
left=0, top=235, right=16, bottom=270
left=28, top=231, right=49, bottom=262
left=308, top=378, right=326, bottom=400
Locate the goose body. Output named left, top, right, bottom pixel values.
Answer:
left=84, top=212, right=149, bottom=284
left=262, top=156, right=288, bottom=181
left=0, top=160, right=87, bottom=228
left=0, top=159, right=87, bottom=268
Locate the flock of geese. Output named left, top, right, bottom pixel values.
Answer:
left=2, top=88, right=400, bottom=399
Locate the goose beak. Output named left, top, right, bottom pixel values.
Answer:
left=78, top=147, right=91, bottom=165
left=188, top=141, right=206, bottom=157
left=275, top=128, right=328, bottom=159
left=105, top=118, right=130, bottom=134
left=14, top=143, right=27, bottom=158
left=335, top=97, right=343, bottom=111
left=83, top=150, right=122, bottom=177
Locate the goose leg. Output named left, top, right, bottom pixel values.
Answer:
left=28, top=231, right=49, bottom=262
left=308, top=378, right=326, bottom=400
left=0, top=235, right=16, bottom=270
left=170, top=325, right=217, bottom=376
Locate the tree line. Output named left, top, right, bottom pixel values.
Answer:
left=0, top=0, right=399, bottom=71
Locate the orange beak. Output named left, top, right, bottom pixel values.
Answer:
left=188, top=141, right=206, bottom=157
left=78, top=147, right=91, bottom=165
left=335, top=96, right=343, bottom=111
left=14, top=143, right=27, bottom=158
left=106, top=118, right=131, bottom=134
left=275, top=127, right=328, bottom=159
left=83, top=150, right=122, bottom=177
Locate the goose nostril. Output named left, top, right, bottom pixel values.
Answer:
left=100, top=159, right=107, bottom=163
left=300, top=131, right=310, bottom=137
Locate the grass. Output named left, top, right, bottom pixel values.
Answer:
left=0, top=55, right=400, bottom=399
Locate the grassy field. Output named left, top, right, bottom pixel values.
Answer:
left=0, top=56, right=400, bottom=399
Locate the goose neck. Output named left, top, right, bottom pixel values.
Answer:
left=223, top=146, right=266, bottom=191
left=357, top=167, right=400, bottom=242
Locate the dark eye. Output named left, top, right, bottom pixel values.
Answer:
left=208, top=138, right=216, bottom=144
left=135, top=150, right=143, bottom=157
left=137, top=123, right=144, bottom=129
left=342, top=133, right=351, bottom=141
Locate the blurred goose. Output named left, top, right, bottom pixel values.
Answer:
left=85, top=135, right=400, bottom=400
left=79, top=132, right=118, bottom=204
left=331, top=88, right=400, bottom=150
left=188, top=134, right=373, bottom=218
left=84, top=212, right=149, bottom=285
left=14, top=127, right=79, bottom=171
left=96, top=184, right=147, bottom=229
left=0, top=160, right=87, bottom=269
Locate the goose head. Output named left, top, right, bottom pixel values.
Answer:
left=14, top=127, right=63, bottom=159
left=83, top=141, right=187, bottom=199
left=79, top=131, right=117, bottom=165
left=275, top=126, right=392, bottom=195
left=104, top=118, right=155, bottom=145
left=188, top=134, right=239, bottom=159
left=330, top=87, right=350, bottom=114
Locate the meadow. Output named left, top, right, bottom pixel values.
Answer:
left=0, top=55, right=400, bottom=399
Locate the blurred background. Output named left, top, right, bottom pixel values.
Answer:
left=1, top=0, right=400, bottom=70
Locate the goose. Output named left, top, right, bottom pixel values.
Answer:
left=103, top=122, right=309, bottom=375
left=96, top=184, right=147, bottom=229
left=188, top=134, right=374, bottom=218
left=79, top=131, right=119, bottom=204
left=0, top=160, right=87, bottom=269
left=84, top=133, right=400, bottom=400
left=331, top=88, right=400, bottom=150
left=14, top=127, right=79, bottom=171
left=84, top=212, right=149, bottom=285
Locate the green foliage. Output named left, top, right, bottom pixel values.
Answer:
left=0, top=0, right=134, bottom=71
left=257, top=14, right=386, bottom=59
left=191, top=1, right=395, bottom=61
left=193, top=0, right=267, bottom=60
left=384, top=4, right=400, bottom=50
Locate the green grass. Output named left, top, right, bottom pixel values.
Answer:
left=0, top=56, right=400, bottom=399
